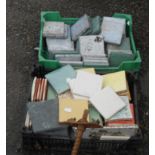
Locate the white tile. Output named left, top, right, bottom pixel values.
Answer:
left=67, top=78, right=88, bottom=100
left=89, top=87, right=126, bottom=120
left=72, top=70, right=103, bottom=97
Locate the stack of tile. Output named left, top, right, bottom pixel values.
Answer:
left=31, top=77, right=48, bottom=101
left=100, top=16, right=135, bottom=67
left=79, top=35, right=109, bottom=66
left=45, top=24, right=76, bottom=58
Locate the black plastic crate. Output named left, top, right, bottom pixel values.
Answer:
left=22, top=66, right=142, bottom=155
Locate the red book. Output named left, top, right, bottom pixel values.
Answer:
left=107, top=104, right=135, bottom=126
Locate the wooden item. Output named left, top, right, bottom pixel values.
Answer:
left=63, top=110, right=101, bottom=155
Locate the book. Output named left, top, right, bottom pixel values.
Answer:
left=107, top=104, right=135, bottom=126
left=27, top=99, right=63, bottom=133
left=59, top=98, right=89, bottom=123
left=45, top=65, right=76, bottom=94
left=89, top=87, right=126, bottom=120
left=102, top=71, right=127, bottom=93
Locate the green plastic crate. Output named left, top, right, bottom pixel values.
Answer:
left=38, top=11, right=141, bottom=73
